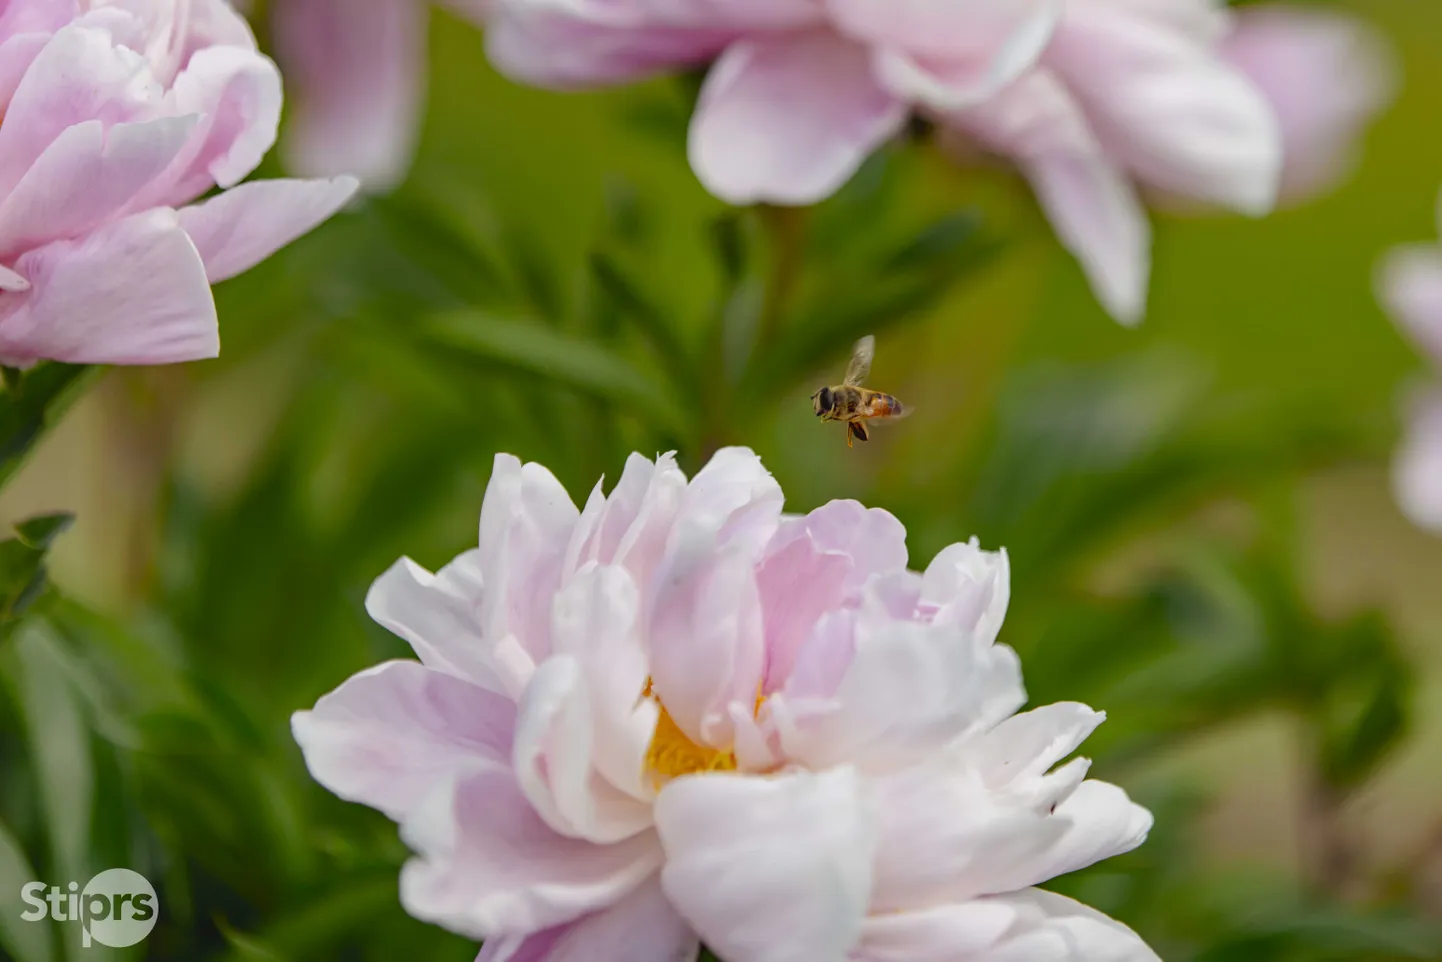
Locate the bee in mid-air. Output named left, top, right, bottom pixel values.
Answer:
left=811, top=335, right=909, bottom=448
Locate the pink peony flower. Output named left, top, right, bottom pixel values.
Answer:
left=484, top=0, right=1065, bottom=205
left=0, top=0, right=358, bottom=367
left=1378, top=191, right=1442, bottom=533
left=1221, top=4, right=1395, bottom=205
left=941, top=0, right=1283, bottom=325
left=232, top=0, right=491, bottom=191
left=294, top=447, right=1157, bottom=962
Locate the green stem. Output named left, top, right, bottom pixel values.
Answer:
left=756, top=204, right=807, bottom=349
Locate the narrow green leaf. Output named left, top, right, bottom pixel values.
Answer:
left=0, top=814, right=55, bottom=962
left=3, top=621, right=93, bottom=885
left=0, top=364, right=97, bottom=491
left=588, top=252, right=690, bottom=374
left=419, top=311, right=693, bottom=434
left=13, top=513, right=73, bottom=551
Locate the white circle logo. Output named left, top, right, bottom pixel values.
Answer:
left=79, top=869, right=157, bottom=948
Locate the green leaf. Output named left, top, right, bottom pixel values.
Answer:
left=2, top=621, right=93, bottom=885
left=0, top=513, right=73, bottom=633
left=418, top=310, right=693, bottom=434
left=0, top=363, right=97, bottom=491
left=588, top=251, right=690, bottom=374
left=0, top=814, right=55, bottom=962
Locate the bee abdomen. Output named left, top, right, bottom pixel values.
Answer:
left=867, top=393, right=905, bottom=417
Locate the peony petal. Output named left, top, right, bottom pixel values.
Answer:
left=477, top=454, right=580, bottom=680
left=1378, top=243, right=1442, bottom=367
left=775, top=592, right=1025, bottom=773
left=1046, top=2, right=1281, bottom=214
left=0, top=19, right=159, bottom=198
left=399, top=768, right=661, bottom=940
left=177, top=175, right=358, bottom=282
left=857, top=900, right=1019, bottom=962
left=291, top=660, right=516, bottom=822
left=967, top=702, right=1107, bottom=792
left=486, top=5, right=731, bottom=89
left=274, top=0, right=426, bottom=190
left=364, top=552, right=510, bottom=692
left=858, top=0, right=1063, bottom=110
left=513, top=655, right=654, bottom=842
left=646, top=536, right=764, bottom=748
left=476, top=876, right=697, bottom=962
left=688, top=31, right=907, bottom=205
left=1393, top=387, right=1442, bottom=534
left=978, top=888, right=1160, bottom=962
left=918, top=538, right=1010, bottom=644
left=0, top=208, right=217, bottom=366
left=1221, top=6, right=1394, bottom=202
left=867, top=758, right=1066, bottom=911
left=948, top=70, right=1150, bottom=325
left=1001, top=780, right=1153, bottom=888
left=0, top=115, right=197, bottom=258
left=655, top=767, right=874, bottom=962
left=549, top=564, right=659, bottom=803
left=141, top=43, right=283, bottom=205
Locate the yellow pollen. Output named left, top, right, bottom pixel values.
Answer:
left=641, top=680, right=767, bottom=785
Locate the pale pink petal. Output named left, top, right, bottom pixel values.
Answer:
left=918, top=538, right=1010, bottom=643
left=1393, top=387, right=1442, bottom=534
left=1004, top=780, right=1153, bottom=887
left=364, top=552, right=510, bottom=693
left=477, top=454, right=580, bottom=681
left=688, top=31, right=907, bottom=205
left=654, top=767, right=874, bottom=962
left=476, top=876, right=697, bottom=962
left=0, top=208, right=217, bottom=366
left=0, top=265, right=29, bottom=291
left=757, top=524, right=851, bottom=694
left=967, top=702, right=1107, bottom=791
left=1046, top=3, right=1281, bottom=214
left=512, top=655, right=656, bottom=843
left=176, top=175, right=358, bottom=282
left=0, top=115, right=196, bottom=258
left=564, top=451, right=688, bottom=591
left=949, top=71, right=1150, bottom=325
left=274, top=0, right=426, bottom=190
left=0, top=20, right=158, bottom=198
left=1378, top=243, right=1442, bottom=367
left=549, top=564, right=659, bottom=803
left=486, top=7, right=733, bottom=88
left=0, top=33, right=51, bottom=116
left=975, top=889, right=1160, bottom=962
left=291, top=660, right=516, bottom=822
left=671, top=446, right=784, bottom=560
left=140, top=43, right=283, bottom=206
left=852, top=0, right=1062, bottom=109
left=867, top=759, right=1064, bottom=911
left=857, top=901, right=1019, bottom=962
left=1222, top=6, right=1394, bottom=202
left=399, top=768, right=661, bottom=940
left=646, top=539, right=764, bottom=748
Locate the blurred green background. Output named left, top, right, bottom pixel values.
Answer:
left=1, top=0, right=1440, bottom=959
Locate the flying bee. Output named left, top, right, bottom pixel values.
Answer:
left=810, top=334, right=909, bottom=448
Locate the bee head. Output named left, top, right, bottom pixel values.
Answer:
left=811, top=386, right=833, bottom=417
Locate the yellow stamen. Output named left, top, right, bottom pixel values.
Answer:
left=641, top=679, right=768, bottom=785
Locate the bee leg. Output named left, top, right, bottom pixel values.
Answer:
left=846, top=426, right=853, bottom=449
left=848, top=421, right=868, bottom=445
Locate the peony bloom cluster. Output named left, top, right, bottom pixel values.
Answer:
left=230, top=0, right=492, bottom=191
left=1378, top=192, right=1442, bottom=534
left=294, top=448, right=1157, bottom=962
left=486, top=0, right=1391, bottom=326
left=0, top=0, right=358, bottom=367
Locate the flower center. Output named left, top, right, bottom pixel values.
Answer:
left=645, top=701, right=738, bottom=782
left=640, top=680, right=766, bottom=784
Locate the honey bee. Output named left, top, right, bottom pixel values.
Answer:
left=810, top=335, right=909, bottom=448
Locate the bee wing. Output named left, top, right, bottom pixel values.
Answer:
left=844, top=335, right=875, bottom=387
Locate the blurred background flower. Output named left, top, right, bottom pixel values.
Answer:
left=0, top=1, right=1440, bottom=961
